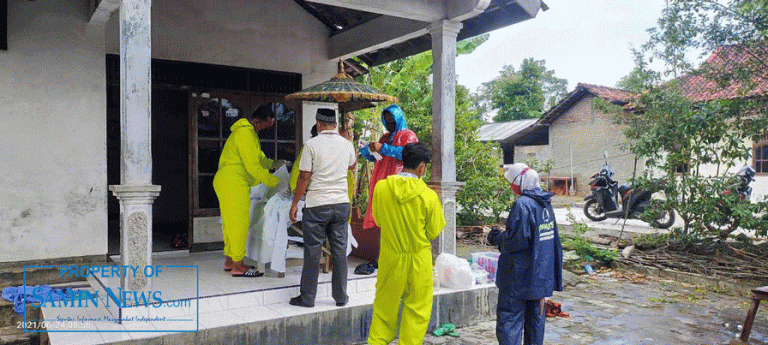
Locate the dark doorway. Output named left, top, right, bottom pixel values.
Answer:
left=106, top=54, right=302, bottom=254
left=151, top=89, right=190, bottom=251
left=106, top=87, right=190, bottom=254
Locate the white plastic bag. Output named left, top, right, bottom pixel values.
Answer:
left=357, top=139, right=383, bottom=161
left=435, top=253, right=475, bottom=289
left=471, top=263, right=490, bottom=284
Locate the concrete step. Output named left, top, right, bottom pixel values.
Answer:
left=63, top=285, right=498, bottom=345
left=0, top=266, right=86, bottom=290
left=0, top=327, right=42, bottom=345
left=0, top=299, right=45, bottom=329
left=0, top=303, right=43, bottom=345
left=1, top=264, right=88, bottom=335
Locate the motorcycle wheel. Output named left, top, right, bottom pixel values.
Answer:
left=651, top=204, right=676, bottom=229
left=583, top=199, right=608, bottom=221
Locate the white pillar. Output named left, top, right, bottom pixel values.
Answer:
left=109, top=0, right=159, bottom=292
left=428, top=20, right=464, bottom=256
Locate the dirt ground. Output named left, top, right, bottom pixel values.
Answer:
left=418, top=269, right=768, bottom=345
left=455, top=226, right=499, bottom=260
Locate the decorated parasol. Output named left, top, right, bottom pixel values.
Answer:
left=285, top=61, right=397, bottom=113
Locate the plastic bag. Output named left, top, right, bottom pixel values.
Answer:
left=470, top=263, right=490, bottom=284
left=435, top=253, right=474, bottom=289
left=357, top=139, right=383, bottom=161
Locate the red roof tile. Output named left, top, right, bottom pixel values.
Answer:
left=674, top=45, right=768, bottom=102
left=539, top=83, right=635, bottom=124
left=578, top=83, right=635, bottom=103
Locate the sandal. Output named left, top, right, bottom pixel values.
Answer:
left=432, top=323, right=456, bottom=336
left=231, top=267, right=264, bottom=277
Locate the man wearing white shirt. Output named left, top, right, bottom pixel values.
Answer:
left=289, top=108, right=357, bottom=308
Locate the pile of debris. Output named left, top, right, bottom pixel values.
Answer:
left=620, top=241, right=768, bottom=284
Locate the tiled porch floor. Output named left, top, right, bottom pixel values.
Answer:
left=42, top=250, right=382, bottom=345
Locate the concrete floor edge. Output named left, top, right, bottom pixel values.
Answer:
left=99, top=286, right=499, bottom=345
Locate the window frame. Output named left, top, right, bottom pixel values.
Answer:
left=189, top=90, right=299, bottom=218
left=754, top=138, right=768, bottom=175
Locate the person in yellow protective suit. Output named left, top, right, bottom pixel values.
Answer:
left=289, top=125, right=317, bottom=193
left=368, top=142, right=446, bottom=345
left=214, top=104, right=279, bottom=277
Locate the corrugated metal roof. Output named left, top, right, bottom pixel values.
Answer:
left=477, top=119, right=538, bottom=142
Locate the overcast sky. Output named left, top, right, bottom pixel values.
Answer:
left=456, top=0, right=670, bottom=93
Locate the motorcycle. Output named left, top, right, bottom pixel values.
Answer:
left=708, top=165, right=756, bottom=234
left=583, top=162, right=676, bottom=229
left=722, top=165, right=755, bottom=202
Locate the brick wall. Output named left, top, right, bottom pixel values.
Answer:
left=548, top=95, right=643, bottom=196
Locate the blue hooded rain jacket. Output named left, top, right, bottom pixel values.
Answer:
left=489, top=189, right=563, bottom=299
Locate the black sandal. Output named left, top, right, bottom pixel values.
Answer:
left=231, top=267, right=264, bottom=277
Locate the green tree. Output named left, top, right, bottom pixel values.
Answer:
left=616, top=50, right=661, bottom=92
left=479, top=58, right=568, bottom=122
left=354, top=34, right=514, bottom=225
left=610, top=0, right=768, bottom=239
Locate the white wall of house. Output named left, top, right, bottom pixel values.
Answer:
left=695, top=138, right=768, bottom=203
left=753, top=177, right=767, bottom=202
left=301, top=102, right=339, bottom=144
left=0, top=0, right=108, bottom=262
left=104, top=0, right=338, bottom=90
left=548, top=95, right=641, bottom=196
left=0, top=0, right=353, bottom=262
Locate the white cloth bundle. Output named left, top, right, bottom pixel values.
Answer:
left=245, top=165, right=358, bottom=273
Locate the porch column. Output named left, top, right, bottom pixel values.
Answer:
left=428, top=20, right=464, bottom=256
left=108, top=0, right=159, bottom=292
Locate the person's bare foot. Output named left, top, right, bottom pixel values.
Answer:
left=230, top=260, right=263, bottom=277
left=223, top=256, right=234, bottom=271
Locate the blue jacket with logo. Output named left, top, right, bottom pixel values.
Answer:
left=489, top=189, right=563, bottom=300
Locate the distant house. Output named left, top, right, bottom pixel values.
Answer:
left=664, top=45, right=768, bottom=202
left=479, top=83, right=636, bottom=196
left=480, top=46, right=768, bottom=199
left=538, top=83, right=636, bottom=196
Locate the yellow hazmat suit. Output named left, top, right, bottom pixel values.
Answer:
left=368, top=174, right=446, bottom=345
left=213, top=118, right=278, bottom=262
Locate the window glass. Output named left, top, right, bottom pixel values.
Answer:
left=197, top=100, right=220, bottom=138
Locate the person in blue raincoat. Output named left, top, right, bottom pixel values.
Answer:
left=487, top=163, right=563, bottom=345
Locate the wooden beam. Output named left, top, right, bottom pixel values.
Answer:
left=446, top=0, right=491, bottom=21
left=515, top=0, right=544, bottom=18
left=89, top=0, right=120, bottom=24
left=329, top=15, right=428, bottom=60
left=307, top=0, right=444, bottom=22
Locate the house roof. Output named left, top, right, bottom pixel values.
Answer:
left=294, top=0, right=548, bottom=68
left=539, top=83, right=634, bottom=125
left=674, top=45, right=768, bottom=102
left=477, top=119, right=538, bottom=142
left=477, top=83, right=631, bottom=146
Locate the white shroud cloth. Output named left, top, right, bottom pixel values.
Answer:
left=245, top=166, right=358, bottom=273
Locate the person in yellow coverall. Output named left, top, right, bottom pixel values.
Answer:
left=368, top=142, right=446, bottom=345
left=214, top=104, right=279, bottom=277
